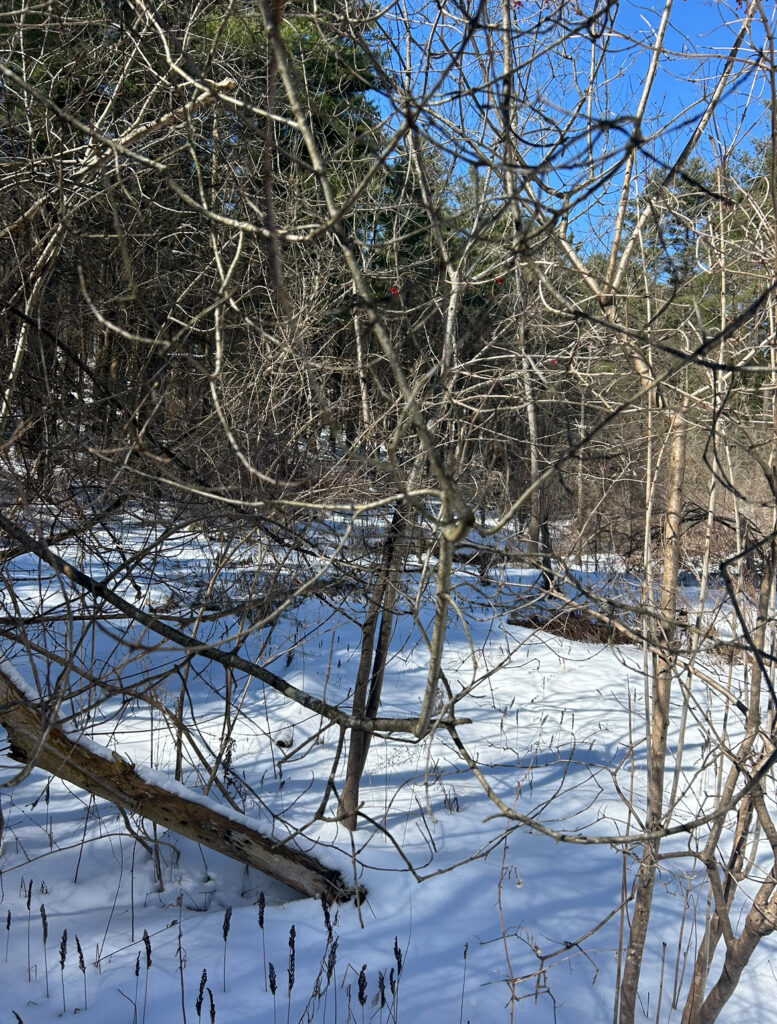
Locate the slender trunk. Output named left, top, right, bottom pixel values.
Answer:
left=520, top=334, right=551, bottom=587
left=681, top=539, right=777, bottom=1022
left=619, top=403, right=687, bottom=1024
left=353, top=286, right=371, bottom=436
left=690, top=867, right=777, bottom=1023
left=338, top=505, right=405, bottom=831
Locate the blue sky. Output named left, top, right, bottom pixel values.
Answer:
left=374, top=1, right=771, bottom=169
left=361, top=1, right=771, bottom=251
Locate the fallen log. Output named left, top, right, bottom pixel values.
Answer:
left=0, top=665, right=353, bottom=903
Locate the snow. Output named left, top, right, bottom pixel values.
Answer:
left=0, top=523, right=772, bottom=1022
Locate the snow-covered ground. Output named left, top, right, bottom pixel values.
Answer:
left=0, top=520, right=771, bottom=1022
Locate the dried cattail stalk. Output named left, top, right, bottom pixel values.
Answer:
left=258, top=892, right=267, bottom=992
left=134, top=951, right=141, bottom=1021
left=196, top=968, right=207, bottom=1021
left=258, top=892, right=265, bottom=931
left=222, top=906, right=232, bottom=993
left=269, top=961, right=277, bottom=1024
left=288, top=924, right=296, bottom=993
left=25, top=879, right=32, bottom=983
left=76, top=935, right=87, bottom=1010
left=320, top=893, right=332, bottom=942
left=326, top=937, right=338, bottom=988
left=141, top=930, right=152, bottom=1024
left=287, top=925, right=296, bottom=1024
left=393, top=937, right=403, bottom=977
left=358, top=963, right=367, bottom=1018
left=40, top=905, right=49, bottom=998
left=59, top=929, right=68, bottom=1013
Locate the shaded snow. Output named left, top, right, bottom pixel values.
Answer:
left=0, top=524, right=771, bottom=1023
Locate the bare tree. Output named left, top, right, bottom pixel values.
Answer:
left=3, top=0, right=777, bottom=1016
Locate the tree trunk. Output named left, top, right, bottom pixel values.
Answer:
left=618, top=402, right=688, bottom=1023
left=338, top=504, right=405, bottom=830
left=0, top=666, right=352, bottom=903
left=689, top=867, right=777, bottom=1023
left=681, top=538, right=777, bottom=1021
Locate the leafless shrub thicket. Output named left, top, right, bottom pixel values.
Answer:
left=2, top=1, right=777, bottom=1019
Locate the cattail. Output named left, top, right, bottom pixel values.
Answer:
left=358, top=964, right=367, bottom=1024
left=393, top=937, right=403, bottom=977
left=196, top=968, right=207, bottom=1021
left=76, top=935, right=87, bottom=1010
left=378, top=970, right=386, bottom=1024
left=26, top=879, right=32, bottom=983
left=134, top=952, right=141, bottom=1024
left=288, top=925, right=296, bottom=987
left=320, top=893, right=332, bottom=942
left=325, top=937, right=338, bottom=988
left=269, top=962, right=277, bottom=1024
left=258, top=892, right=267, bottom=992
left=5, top=910, right=11, bottom=962
left=324, top=936, right=338, bottom=1024
left=392, top=937, right=403, bottom=1019
left=222, top=906, right=232, bottom=992
left=40, top=905, right=49, bottom=998
left=142, top=930, right=152, bottom=1024
left=287, top=925, right=295, bottom=1024
left=45, top=783, right=51, bottom=850
left=59, top=929, right=67, bottom=1014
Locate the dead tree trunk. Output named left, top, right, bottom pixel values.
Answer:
left=0, top=666, right=352, bottom=903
